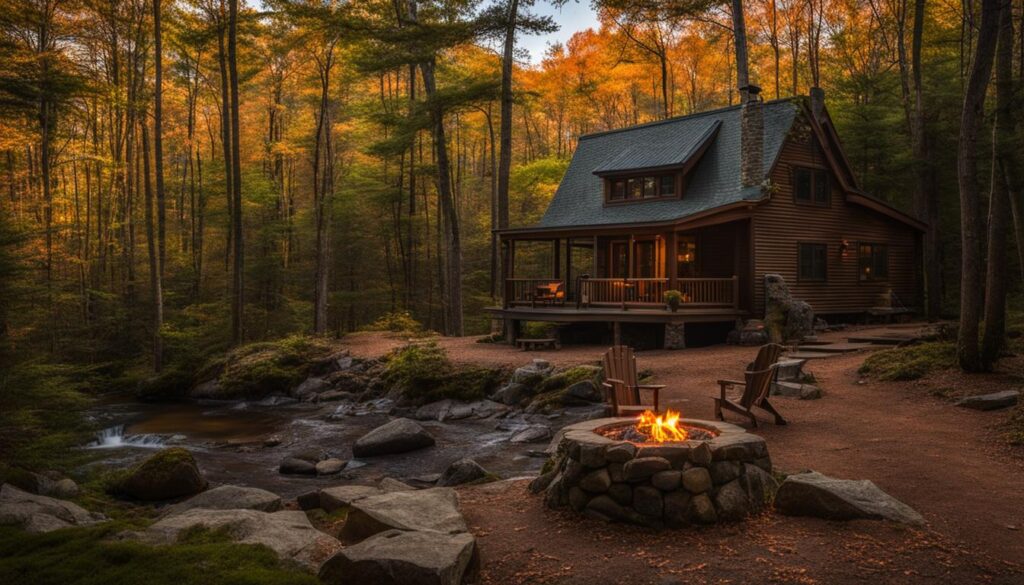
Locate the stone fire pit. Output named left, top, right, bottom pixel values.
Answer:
left=541, top=417, right=776, bottom=527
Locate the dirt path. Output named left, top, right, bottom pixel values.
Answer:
left=341, top=329, right=1024, bottom=584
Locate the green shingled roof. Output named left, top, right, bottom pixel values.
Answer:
left=534, top=99, right=800, bottom=229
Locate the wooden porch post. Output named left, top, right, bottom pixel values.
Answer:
left=613, top=321, right=622, bottom=346
left=552, top=239, right=561, bottom=278
left=592, top=237, right=598, bottom=275
left=565, top=237, right=573, bottom=299
left=668, top=231, right=678, bottom=291
left=501, top=240, right=512, bottom=308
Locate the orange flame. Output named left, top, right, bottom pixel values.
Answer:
left=636, top=409, right=688, bottom=443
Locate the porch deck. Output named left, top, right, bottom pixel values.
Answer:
left=484, top=304, right=746, bottom=324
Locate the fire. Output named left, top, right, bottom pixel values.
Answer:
left=636, top=409, right=688, bottom=443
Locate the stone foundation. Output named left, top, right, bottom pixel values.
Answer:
left=541, top=418, right=775, bottom=527
left=663, top=323, right=685, bottom=350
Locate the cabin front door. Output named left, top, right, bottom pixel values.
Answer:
left=608, top=238, right=662, bottom=279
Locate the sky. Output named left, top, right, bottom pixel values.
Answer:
left=518, top=1, right=600, bottom=64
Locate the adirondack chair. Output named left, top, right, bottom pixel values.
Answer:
left=601, top=346, right=665, bottom=416
left=713, top=343, right=788, bottom=427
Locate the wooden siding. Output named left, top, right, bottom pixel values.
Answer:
left=752, top=127, right=921, bottom=315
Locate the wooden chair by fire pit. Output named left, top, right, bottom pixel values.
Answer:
left=601, top=346, right=665, bottom=416
left=713, top=343, right=787, bottom=427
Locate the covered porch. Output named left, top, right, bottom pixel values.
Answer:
left=498, top=219, right=752, bottom=314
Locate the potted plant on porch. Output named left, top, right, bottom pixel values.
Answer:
left=664, top=290, right=683, bottom=312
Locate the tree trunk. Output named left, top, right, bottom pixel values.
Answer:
left=151, top=0, right=165, bottom=370
left=142, top=119, right=163, bottom=372
left=981, top=0, right=1014, bottom=366
left=154, top=0, right=166, bottom=278
left=496, top=0, right=517, bottom=305
left=312, top=54, right=335, bottom=335
left=216, top=16, right=233, bottom=274
left=228, top=0, right=244, bottom=344
left=420, top=57, right=463, bottom=336
left=956, top=0, right=1001, bottom=372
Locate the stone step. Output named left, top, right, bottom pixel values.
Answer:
left=796, top=342, right=875, bottom=353
left=847, top=335, right=915, bottom=345
left=785, top=351, right=835, bottom=360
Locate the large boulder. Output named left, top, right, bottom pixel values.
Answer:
left=319, top=529, right=477, bottom=585
left=763, top=274, right=815, bottom=342
left=491, top=383, right=532, bottom=406
left=162, top=485, right=282, bottom=516
left=341, top=488, right=467, bottom=543
left=775, top=471, right=924, bottom=526
left=117, top=448, right=208, bottom=501
left=437, top=458, right=488, bottom=487
left=126, top=508, right=341, bottom=573
left=352, top=418, right=435, bottom=458
left=0, top=484, right=106, bottom=533
left=510, top=359, right=554, bottom=386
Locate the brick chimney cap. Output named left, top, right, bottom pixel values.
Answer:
left=741, top=84, right=762, bottom=96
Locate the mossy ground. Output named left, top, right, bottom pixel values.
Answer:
left=857, top=341, right=956, bottom=381
left=0, top=524, right=316, bottom=585
left=360, top=311, right=431, bottom=337
left=381, top=342, right=506, bottom=405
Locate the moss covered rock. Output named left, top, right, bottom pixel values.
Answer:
left=116, top=448, right=208, bottom=501
left=380, top=343, right=505, bottom=406
left=193, top=335, right=336, bottom=400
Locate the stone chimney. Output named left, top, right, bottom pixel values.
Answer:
left=810, top=86, right=826, bottom=122
left=740, top=85, right=763, bottom=188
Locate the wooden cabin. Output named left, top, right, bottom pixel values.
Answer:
left=488, top=89, right=924, bottom=348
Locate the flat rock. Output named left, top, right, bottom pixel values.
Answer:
left=955, top=390, right=1020, bottom=411
left=353, top=418, right=436, bottom=457
left=380, top=478, right=416, bottom=493
left=510, top=424, right=551, bottom=444
left=316, top=458, right=348, bottom=476
left=775, top=471, right=924, bottom=526
left=414, top=400, right=454, bottom=421
left=319, top=529, right=477, bottom=585
left=280, top=457, right=317, bottom=475
left=163, top=485, right=282, bottom=516
left=438, top=458, right=488, bottom=487
left=341, top=488, right=468, bottom=543
left=0, top=484, right=106, bottom=533
left=320, top=485, right=382, bottom=512
left=126, top=508, right=341, bottom=572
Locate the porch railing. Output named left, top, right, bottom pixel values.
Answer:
left=676, top=277, right=739, bottom=307
left=578, top=278, right=668, bottom=308
left=503, top=276, right=739, bottom=310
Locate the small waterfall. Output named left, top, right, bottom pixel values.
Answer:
left=87, top=425, right=165, bottom=449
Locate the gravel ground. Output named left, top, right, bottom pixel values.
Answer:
left=341, top=327, right=1024, bottom=584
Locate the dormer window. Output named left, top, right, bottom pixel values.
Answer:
left=607, top=173, right=680, bottom=203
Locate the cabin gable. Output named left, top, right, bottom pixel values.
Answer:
left=751, top=113, right=921, bottom=316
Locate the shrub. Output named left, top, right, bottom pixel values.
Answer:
left=857, top=342, right=956, bottom=381
left=381, top=343, right=505, bottom=405
left=362, top=311, right=425, bottom=335
left=520, top=321, right=554, bottom=339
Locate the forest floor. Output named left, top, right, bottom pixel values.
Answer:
left=343, top=327, right=1024, bottom=584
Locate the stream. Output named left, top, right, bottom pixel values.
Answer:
left=82, top=394, right=590, bottom=499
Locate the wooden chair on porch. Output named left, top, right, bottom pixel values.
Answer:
left=713, top=343, right=788, bottom=427
left=601, top=346, right=665, bottom=416
left=531, top=281, right=566, bottom=307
